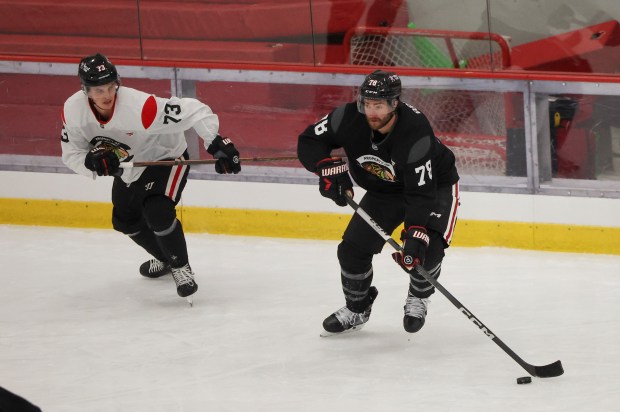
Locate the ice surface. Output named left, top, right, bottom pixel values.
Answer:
left=1, top=225, right=619, bottom=412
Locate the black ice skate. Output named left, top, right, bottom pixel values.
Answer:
left=403, top=294, right=429, bottom=333
left=171, top=263, right=198, bottom=305
left=139, top=258, right=171, bottom=278
left=321, top=286, right=378, bottom=337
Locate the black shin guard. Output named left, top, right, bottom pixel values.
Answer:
left=408, top=262, right=441, bottom=298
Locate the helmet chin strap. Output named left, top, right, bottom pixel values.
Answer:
left=383, top=99, right=399, bottom=125
left=89, top=93, right=117, bottom=120
left=93, top=102, right=107, bottom=111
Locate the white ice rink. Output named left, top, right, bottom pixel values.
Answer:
left=1, top=224, right=619, bottom=412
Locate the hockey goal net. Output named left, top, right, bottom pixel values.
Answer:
left=344, top=27, right=513, bottom=175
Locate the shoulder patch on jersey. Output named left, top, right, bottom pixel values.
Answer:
left=141, top=95, right=158, bottom=129
left=407, top=135, right=431, bottom=164
left=331, top=104, right=347, bottom=134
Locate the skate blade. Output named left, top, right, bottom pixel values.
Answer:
left=320, top=324, right=365, bottom=337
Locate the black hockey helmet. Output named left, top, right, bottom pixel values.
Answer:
left=357, top=70, right=401, bottom=113
left=78, top=53, right=119, bottom=88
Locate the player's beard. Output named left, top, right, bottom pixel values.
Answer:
left=366, top=111, right=394, bottom=131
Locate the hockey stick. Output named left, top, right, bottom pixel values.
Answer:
left=119, top=156, right=298, bottom=168
left=345, top=195, right=564, bottom=378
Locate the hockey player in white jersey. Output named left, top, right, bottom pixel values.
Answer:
left=61, top=53, right=241, bottom=303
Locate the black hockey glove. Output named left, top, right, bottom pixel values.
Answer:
left=316, top=157, right=353, bottom=207
left=392, top=226, right=430, bottom=272
left=84, top=147, right=121, bottom=177
left=206, top=135, right=241, bottom=174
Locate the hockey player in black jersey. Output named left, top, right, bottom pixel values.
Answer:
left=297, top=70, right=460, bottom=335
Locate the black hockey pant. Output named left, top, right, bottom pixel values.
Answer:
left=111, top=152, right=191, bottom=268
left=337, top=184, right=459, bottom=311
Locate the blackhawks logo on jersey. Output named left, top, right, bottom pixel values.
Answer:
left=89, top=136, right=133, bottom=162
left=356, top=154, right=397, bottom=182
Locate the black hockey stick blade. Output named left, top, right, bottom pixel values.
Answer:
left=531, top=360, right=564, bottom=378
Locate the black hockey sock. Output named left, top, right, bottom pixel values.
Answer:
left=154, top=219, right=189, bottom=268
left=408, top=262, right=441, bottom=298
left=341, top=266, right=374, bottom=312
left=128, top=229, right=167, bottom=262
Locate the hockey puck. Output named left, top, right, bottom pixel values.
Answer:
left=516, top=376, right=532, bottom=384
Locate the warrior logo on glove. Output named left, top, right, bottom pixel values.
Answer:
left=319, top=161, right=348, bottom=177
left=206, top=135, right=241, bottom=174
left=316, top=157, right=354, bottom=207
left=392, top=226, right=430, bottom=271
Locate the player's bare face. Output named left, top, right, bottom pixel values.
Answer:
left=87, top=82, right=118, bottom=112
left=364, top=99, right=395, bottom=131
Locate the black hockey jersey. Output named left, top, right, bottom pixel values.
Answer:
left=297, top=101, right=459, bottom=229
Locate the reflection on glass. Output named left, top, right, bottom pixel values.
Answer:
left=548, top=94, right=620, bottom=181
left=138, top=0, right=317, bottom=63
left=488, top=0, right=620, bottom=74
left=2, top=0, right=619, bottom=74
left=0, top=0, right=142, bottom=59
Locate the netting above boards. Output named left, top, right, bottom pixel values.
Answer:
left=345, top=26, right=514, bottom=176
left=346, top=26, right=511, bottom=70
left=403, top=88, right=511, bottom=176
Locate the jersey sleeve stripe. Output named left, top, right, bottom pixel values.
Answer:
left=443, top=182, right=460, bottom=244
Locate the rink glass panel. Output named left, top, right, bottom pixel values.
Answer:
left=1, top=64, right=618, bottom=197
left=1, top=1, right=619, bottom=75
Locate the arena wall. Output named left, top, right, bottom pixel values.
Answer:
left=1, top=170, right=618, bottom=255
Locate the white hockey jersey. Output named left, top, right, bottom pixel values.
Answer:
left=61, top=86, right=219, bottom=183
